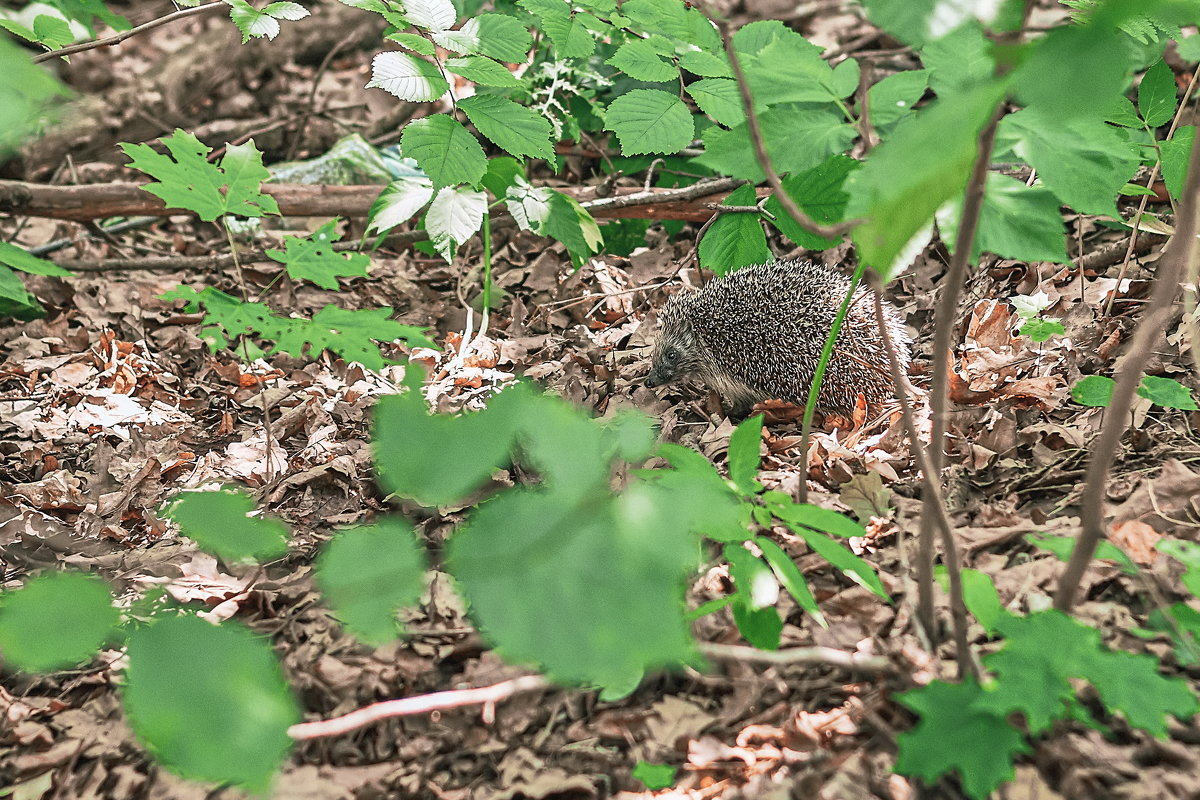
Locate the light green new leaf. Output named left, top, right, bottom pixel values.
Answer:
left=607, top=36, right=676, bottom=82
left=1137, top=375, right=1199, bottom=410
left=166, top=489, right=290, bottom=564
left=1071, top=375, right=1115, bottom=407
left=400, top=114, right=486, bottom=190
left=605, top=89, right=694, bottom=156
left=937, top=173, right=1069, bottom=264
left=726, top=413, right=763, bottom=495
left=265, top=219, right=369, bottom=290
left=425, top=186, right=487, bottom=261
left=0, top=572, right=119, bottom=672
left=444, top=56, right=522, bottom=87
left=0, top=241, right=72, bottom=277
left=1139, top=59, right=1177, bottom=128
left=366, top=51, right=449, bottom=101
left=124, top=615, right=298, bottom=792
left=756, top=536, right=825, bottom=626
left=685, top=78, right=743, bottom=127
left=459, top=94, right=556, bottom=161
left=121, top=130, right=279, bottom=222
left=464, top=14, right=532, bottom=62
left=367, top=176, right=435, bottom=236
left=315, top=519, right=428, bottom=645
left=847, top=81, right=1006, bottom=275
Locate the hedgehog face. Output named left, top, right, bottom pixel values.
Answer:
left=645, top=302, right=705, bottom=389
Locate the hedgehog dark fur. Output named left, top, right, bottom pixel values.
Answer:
left=645, top=260, right=910, bottom=415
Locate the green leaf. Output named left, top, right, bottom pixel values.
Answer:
left=726, top=413, right=763, bottom=495
left=1137, top=375, right=1198, bottom=410
left=724, top=543, right=782, bottom=650
left=315, top=519, right=428, bottom=645
left=847, top=80, right=1006, bottom=275
left=399, top=0, right=455, bottom=29
left=1013, top=22, right=1136, bottom=121
left=121, top=130, right=279, bottom=222
left=1105, top=95, right=1142, bottom=127
left=679, top=49, right=730, bottom=78
left=374, top=379, right=526, bottom=507
left=950, top=567, right=1004, bottom=633
left=0, top=241, right=72, bottom=277
left=764, top=496, right=869, bottom=539
left=697, top=183, right=771, bottom=272
left=1084, top=648, right=1198, bottom=736
left=920, top=22, right=993, bottom=95
left=517, top=0, right=595, bottom=57
left=447, top=482, right=699, bottom=687
left=459, top=94, right=556, bottom=161
left=1002, top=108, right=1140, bottom=217
left=481, top=156, right=524, bottom=200
left=366, top=176, right=435, bottom=236
left=265, top=219, right=369, bottom=290
left=444, top=56, right=521, bottom=87
left=1138, top=59, right=1177, bottom=128
left=30, top=13, right=73, bottom=48
left=166, top=489, right=289, bottom=564
left=1160, top=125, right=1196, bottom=203
left=1157, top=539, right=1200, bottom=596
left=685, top=78, right=744, bottom=127
left=1071, top=375, right=1115, bottom=407
left=366, top=51, right=450, bottom=101
left=400, top=114, right=486, bottom=190
left=426, top=186, right=487, bottom=261
left=124, top=615, right=299, bottom=792
left=607, top=37, right=676, bottom=82
left=504, top=181, right=602, bottom=267
left=737, top=28, right=840, bottom=105
left=937, top=172, right=1069, bottom=265
left=621, top=0, right=718, bottom=49
left=695, top=105, right=855, bottom=183
left=468, top=13, right=532, bottom=62
left=764, top=154, right=858, bottom=250
left=638, top=445, right=746, bottom=543
left=386, top=31, right=436, bottom=54
left=756, top=536, right=825, bottom=626
left=894, top=679, right=1028, bottom=800
left=605, top=89, right=694, bottom=156
left=1026, top=531, right=1139, bottom=575
left=1018, top=318, right=1064, bottom=342
left=786, top=522, right=888, bottom=599
left=0, top=572, right=119, bottom=672
left=632, top=761, right=677, bottom=791
left=867, top=69, right=929, bottom=137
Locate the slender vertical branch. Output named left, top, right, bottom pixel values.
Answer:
left=872, top=284, right=978, bottom=680
left=1055, top=121, right=1200, bottom=612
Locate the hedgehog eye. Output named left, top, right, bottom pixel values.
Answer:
left=665, top=348, right=679, bottom=363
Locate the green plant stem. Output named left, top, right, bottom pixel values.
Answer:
left=797, top=261, right=866, bottom=504
left=482, top=211, right=492, bottom=334
left=1056, top=119, right=1200, bottom=613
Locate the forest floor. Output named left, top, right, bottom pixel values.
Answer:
left=4, top=1, right=1200, bottom=799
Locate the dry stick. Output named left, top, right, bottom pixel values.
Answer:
left=1104, top=64, right=1200, bottom=317
left=697, top=642, right=894, bottom=674
left=917, top=106, right=1004, bottom=643
left=871, top=285, right=979, bottom=680
left=288, top=675, right=551, bottom=740
left=31, top=2, right=225, bottom=63
left=288, top=641, right=894, bottom=740
left=1055, top=120, right=1200, bottom=613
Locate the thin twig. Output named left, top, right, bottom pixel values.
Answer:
left=871, top=286, right=979, bottom=680
left=698, top=642, right=894, bottom=674
left=32, top=2, right=225, bottom=63
left=1055, top=116, right=1200, bottom=612
left=288, top=675, right=550, bottom=740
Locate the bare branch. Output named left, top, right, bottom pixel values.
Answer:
left=32, top=2, right=225, bottom=63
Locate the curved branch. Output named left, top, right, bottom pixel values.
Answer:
left=32, top=2, right=225, bottom=63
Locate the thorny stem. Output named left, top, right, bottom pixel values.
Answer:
left=1055, top=117, right=1200, bottom=613
left=917, top=105, right=1004, bottom=642
left=872, top=285, right=978, bottom=680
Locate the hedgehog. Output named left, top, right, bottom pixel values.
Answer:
left=644, top=260, right=910, bottom=416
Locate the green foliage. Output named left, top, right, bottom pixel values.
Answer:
left=162, top=285, right=432, bottom=370
left=0, top=572, right=120, bottom=672
left=632, top=761, right=677, bottom=790
left=121, top=130, right=279, bottom=222
left=1026, top=532, right=1139, bottom=575
left=1071, top=375, right=1116, bottom=407
left=315, top=520, right=428, bottom=645
left=896, top=609, right=1199, bottom=798
left=698, top=184, right=770, bottom=272
left=265, top=220, right=370, bottom=290
left=124, top=614, right=299, bottom=792
left=226, top=0, right=309, bottom=43
left=165, top=489, right=290, bottom=565
left=1137, top=375, right=1199, bottom=410
left=1018, top=318, right=1065, bottom=342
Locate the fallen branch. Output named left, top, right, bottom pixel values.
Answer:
left=698, top=642, right=894, bottom=674
left=0, top=178, right=751, bottom=223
